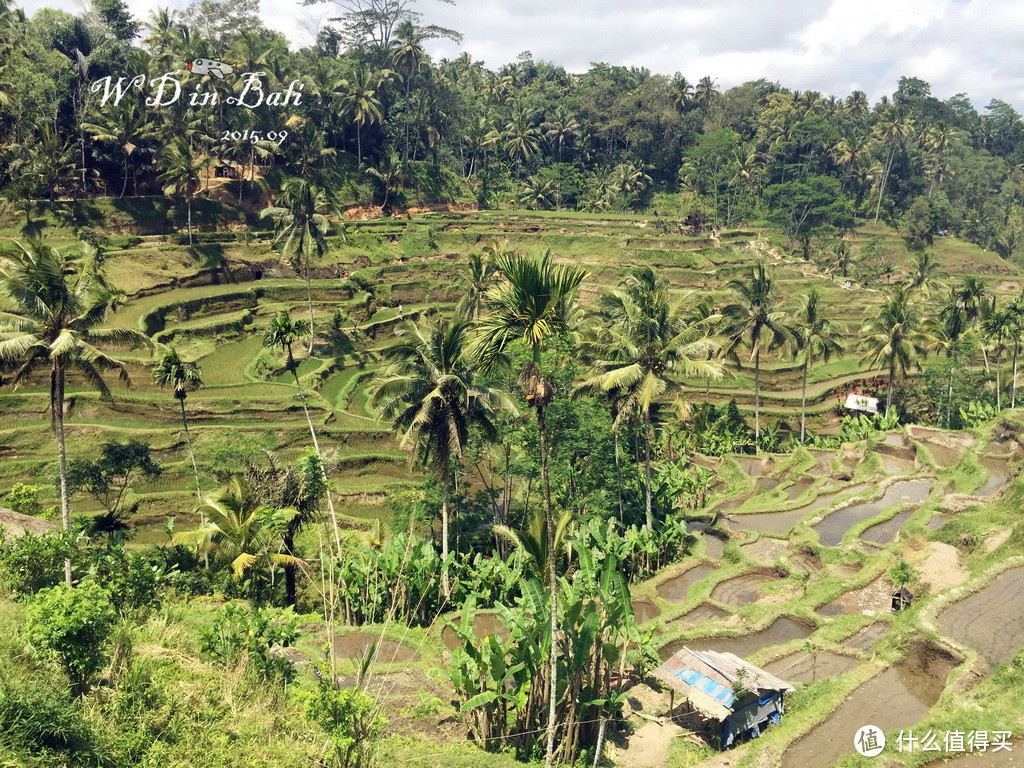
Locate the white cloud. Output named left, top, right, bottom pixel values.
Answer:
left=12, top=0, right=1024, bottom=111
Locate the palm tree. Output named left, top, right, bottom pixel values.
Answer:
left=935, top=288, right=968, bottom=426
left=1010, top=298, right=1024, bottom=409
left=158, top=136, right=203, bottom=245
left=172, top=476, right=300, bottom=583
left=390, top=20, right=429, bottom=162
left=82, top=100, right=148, bottom=198
left=907, top=250, right=946, bottom=296
left=335, top=66, right=387, bottom=168
left=860, top=286, right=934, bottom=414
left=454, top=251, right=497, bottom=320
left=722, top=263, right=796, bottom=452
left=956, top=276, right=987, bottom=330
left=982, top=300, right=1014, bottom=411
left=873, top=106, right=916, bottom=224
left=0, top=241, right=148, bottom=586
left=474, top=249, right=586, bottom=768
left=694, top=76, right=719, bottom=116
left=152, top=348, right=203, bottom=501
left=372, top=320, right=508, bottom=598
left=263, top=313, right=342, bottom=553
left=542, top=106, right=580, bottom=164
left=365, top=146, right=403, bottom=208
left=260, top=178, right=338, bottom=354
left=577, top=267, right=722, bottom=529
left=794, top=291, right=845, bottom=443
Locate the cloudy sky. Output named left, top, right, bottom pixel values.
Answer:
left=20, top=0, right=1024, bottom=110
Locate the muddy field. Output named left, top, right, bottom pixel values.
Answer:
left=938, top=568, right=1024, bottom=669
left=781, top=641, right=957, bottom=768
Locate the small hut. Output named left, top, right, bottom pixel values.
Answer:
left=891, top=585, right=913, bottom=612
left=654, top=646, right=795, bottom=749
left=214, top=164, right=238, bottom=179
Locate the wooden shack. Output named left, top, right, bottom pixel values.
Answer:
left=891, top=585, right=913, bottom=612
left=654, top=646, right=795, bottom=749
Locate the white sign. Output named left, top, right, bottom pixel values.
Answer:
left=844, top=394, right=879, bottom=413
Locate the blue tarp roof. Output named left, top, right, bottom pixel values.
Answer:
left=676, top=668, right=735, bottom=708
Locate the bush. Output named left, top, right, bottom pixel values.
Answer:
left=0, top=678, right=104, bottom=765
left=0, top=530, right=80, bottom=595
left=26, top=582, right=115, bottom=693
left=200, top=601, right=300, bottom=684
left=307, top=665, right=386, bottom=768
left=4, top=483, right=43, bottom=516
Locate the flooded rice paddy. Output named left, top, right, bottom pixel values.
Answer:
left=781, top=645, right=955, bottom=768
left=764, top=650, right=860, bottom=684
left=813, top=479, right=933, bottom=546
left=655, top=563, right=717, bottom=603
left=631, top=598, right=660, bottom=625
left=860, top=510, right=914, bottom=544
left=335, top=633, right=419, bottom=662
left=659, top=616, right=814, bottom=661
left=710, top=571, right=775, bottom=607
left=938, top=568, right=1024, bottom=668
left=669, top=603, right=730, bottom=629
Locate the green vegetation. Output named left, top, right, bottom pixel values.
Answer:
left=2, top=1, right=1024, bottom=767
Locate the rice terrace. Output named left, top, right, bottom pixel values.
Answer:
left=2, top=1, right=1024, bottom=766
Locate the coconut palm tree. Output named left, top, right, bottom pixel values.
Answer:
left=158, top=136, right=203, bottom=245
left=794, top=291, right=845, bottom=443
left=934, top=288, right=968, bottom=427
left=1009, top=298, right=1024, bottom=409
left=372, top=320, right=509, bottom=598
left=172, top=476, right=300, bottom=583
left=722, top=263, right=796, bottom=452
left=260, top=177, right=339, bottom=354
left=956, top=276, right=987, bottom=330
left=982, top=300, right=1014, bottom=411
left=263, top=312, right=342, bottom=553
left=335, top=65, right=387, bottom=168
left=152, top=348, right=203, bottom=501
left=82, top=99, right=148, bottom=198
left=907, top=250, right=946, bottom=296
left=860, top=286, right=934, bottom=414
left=474, top=248, right=586, bottom=768
left=0, top=240, right=148, bottom=586
left=873, top=106, right=916, bottom=223
left=577, top=267, right=722, bottom=529
left=454, top=251, right=497, bottom=320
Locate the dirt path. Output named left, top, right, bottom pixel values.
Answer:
left=0, top=508, right=58, bottom=538
left=612, top=720, right=686, bottom=768
left=913, top=542, right=969, bottom=593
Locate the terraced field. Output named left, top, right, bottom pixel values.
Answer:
left=1, top=208, right=1020, bottom=535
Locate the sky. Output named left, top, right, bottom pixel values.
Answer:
left=19, top=0, right=1024, bottom=110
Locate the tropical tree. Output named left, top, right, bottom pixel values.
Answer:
left=152, top=348, right=203, bottom=501
left=474, top=249, right=586, bottom=768
left=0, top=241, right=148, bottom=586
left=172, top=476, right=300, bottom=584
left=263, top=313, right=342, bottom=553
left=956, top=276, right=987, bottom=330
left=260, top=178, right=339, bottom=353
left=722, top=263, right=796, bottom=451
left=335, top=66, right=388, bottom=167
left=982, top=300, right=1015, bottom=411
left=873, top=106, right=916, bottom=223
left=454, top=251, right=497, bottom=320
left=577, top=267, right=722, bottom=529
left=860, top=286, right=934, bottom=414
left=158, top=136, right=203, bottom=245
left=794, top=290, right=845, bottom=443
left=372, top=320, right=509, bottom=598
left=907, top=250, right=946, bottom=296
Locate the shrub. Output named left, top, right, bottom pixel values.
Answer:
left=26, top=582, right=115, bottom=693
left=0, top=678, right=103, bottom=764
left=0, top=529, right=80, bottom=595
left=4, top=483, right=42, bottom=516
left=307, top=665, right=386, bottom=768
left=200, top=601, right=300, bottom=684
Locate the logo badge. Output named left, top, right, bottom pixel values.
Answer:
left=855, top=725, right=886, bottom=757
